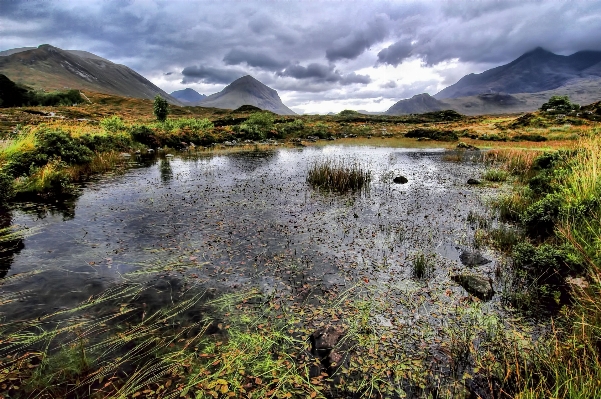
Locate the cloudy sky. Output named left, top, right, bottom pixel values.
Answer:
left=2, top=0, right=601, bottom=113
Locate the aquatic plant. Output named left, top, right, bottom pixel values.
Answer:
left=482, top=168, right=508, bottom=182
left=307, top=158, right=371, bottom=193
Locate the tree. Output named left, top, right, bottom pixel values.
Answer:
left=153, top=95, right=169, bottom=122
left=539, top=95, right=580, bottom=114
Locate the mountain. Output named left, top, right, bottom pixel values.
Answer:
left=198, top=75, right=296, bottom=115
left=171, top=88, right=206, bottom=105
left=0, top=44, right=182, bottom=104
left=386, top=93, right=447, bottom=115
left=435, top=47, right=601, bottom=99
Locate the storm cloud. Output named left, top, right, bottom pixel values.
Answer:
left=1, top=0, right=600, bottom=113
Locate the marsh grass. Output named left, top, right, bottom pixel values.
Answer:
left=307, top=159, right=371, bottom=193
left=482, top=168, right=509, bottom=182
left=411, top=251, right=434, bottom=279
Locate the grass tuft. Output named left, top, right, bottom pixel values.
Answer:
left=307, top=158, right=371, bottom=193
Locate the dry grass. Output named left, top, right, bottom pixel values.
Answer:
left=307, top=158, right=371, bottom=193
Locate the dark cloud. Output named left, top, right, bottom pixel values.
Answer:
left=181, top=65, right=245, bottom=84
left=326, top=16, right=389, bottom=61
left=2, top=0, right=601, bottom=111
left=223, top=49, right=288, bottom=71
left=377, top=40, right=413, bottom=66
left=278, top=63, right=370, bottom=85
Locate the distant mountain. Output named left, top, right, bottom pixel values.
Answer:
left=435, top=47, right=601, bottom=99
left=171, top=88, right=206, bottom=105
left=198, top=75, right=296, bottom=115
left=0, top=44, right=182, bottom=104
left=386, top=93, right=447, bottom=115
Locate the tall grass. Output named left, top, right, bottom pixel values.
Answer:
left=307, top=159, right=371, bottom=193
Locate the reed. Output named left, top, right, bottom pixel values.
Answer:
left=307, top=158, right=371, bottom=193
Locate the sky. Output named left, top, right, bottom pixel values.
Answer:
left=2, top=0, right=601, bottom=114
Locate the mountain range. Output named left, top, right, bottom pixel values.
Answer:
left=2, top=44, right=601, bottom=115
left=387, top=47, right=601, bottom=115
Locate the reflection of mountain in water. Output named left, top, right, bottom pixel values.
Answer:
left=0, top=211, right=24, bottom=278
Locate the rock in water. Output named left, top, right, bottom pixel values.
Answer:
left=459, top=250, right=491, bottom=267
left=451, top=273, right=494, bottom=301
left=467, top=178, right=481, bottom=185
left=309, top=326, right=349, bottom=376
left=393, top=176, right=408, bottom=184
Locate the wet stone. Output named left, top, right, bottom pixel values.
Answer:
left=451, top=273, right=494, bottom=301
left=393, top=175, right=409, bottom=184
left=459, top=249, right=491, bottom=267
left=467, top=178, right=481, bottom=185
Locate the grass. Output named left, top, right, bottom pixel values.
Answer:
left=411, top=251, right=434, bottom=279
left=307, top=158, right=371, bottom=193
left=482, top=168, right=509, bottom=182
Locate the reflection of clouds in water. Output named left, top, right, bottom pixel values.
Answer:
left=2, top=146, right=494, bottom=322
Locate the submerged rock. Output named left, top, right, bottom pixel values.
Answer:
left=452, top=273, right=494, bottom=301
left=459, top=249, right=491, bottom=267
left=310, top=326, right=349, bottom=376
left=393, top=176, right=409, bottom=184
left=467, top=178, right=481, bottom=185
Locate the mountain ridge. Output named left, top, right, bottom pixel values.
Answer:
left=435, top=47, right=601, bottom=99
left=0, top=44, right=182, bottom=105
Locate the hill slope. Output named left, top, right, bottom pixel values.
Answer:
left=198, top=75, right=296, bottom=115
left=171, top=88, right=207, bottom=105
left=0, top=44, right=182, bottom=104
left=435, top=47, right=601, bottom=99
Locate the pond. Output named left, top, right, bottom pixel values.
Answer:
left=0, top=145, right=524, bottom=397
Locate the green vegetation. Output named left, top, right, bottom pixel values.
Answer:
left=486, top=137, right=601, bottom=396
left=0, top=74, right=83, bottom=107
left=482, top=168, right=509, bottom=182
left=540, top=95, right=580, bottom=114
left=234, top=112, right=274, bottom=140
left=307, top=159, right=371, bottom=193
left=153, top=95, right=169, bottom=122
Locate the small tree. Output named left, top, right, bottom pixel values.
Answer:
left=540, top=95, right=580, bottom=114
left=153, top=95, right=169, bottom=122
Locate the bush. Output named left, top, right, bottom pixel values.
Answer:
left=130, top=125, right=159, bottom=147
left=236, top=112, right=274, bottom=140
left=34, top=129, right=93, bottom=165
left=0, top=172, right=14, bottom=206
left=540, top=95, right=580, bottom=114
left=79, top=133, right=133, bottom=152
left=32, top=89, right=83, bottom=106
left=521, top=193, right=563, bottom=237
left=153, top=95, right=169, bottom=122
left=100, top=116, right=127, bottom=133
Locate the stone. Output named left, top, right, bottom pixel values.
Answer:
left=310, top=326, right=349, bottom=375
left=457, top=142, right=479, bottom=150
left=459, top=250, right=491, bottom=267
left=452, top=273, right=494, bottom=301
left=393, top=176, right=408, bottom=184
left=467, top=178, right=481, bottom=185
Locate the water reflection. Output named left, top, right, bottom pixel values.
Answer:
left=159, top=157, right=173, bottom=183
left=0, top=211, right=24, bottom=278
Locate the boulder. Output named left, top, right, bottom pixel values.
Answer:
left=457, top=142, right=479, bottom=150
left=451, top=273, right=494, bottom=301
left=393, top=176, right=409, bottom=184
left=459, top=250, right=491, bottom=267
left=467, top=178, right=481, bottom=185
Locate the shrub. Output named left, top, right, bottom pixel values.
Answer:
left=153, top=95, right=169, bottom=122
left=540, top=95, right=580, bottom=114
left=236, top=112, right=274, bottom=140
left=521, top=193, right=563, bottom=237
left=79, top=133, right=132, bottom=152
left=0, top=172, right=14, bottom=206
left=130, top=125, right=159, bottom=147
left=34, top=129, right=93, bottom=165
left=100, top=116, right=127, bottom=133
